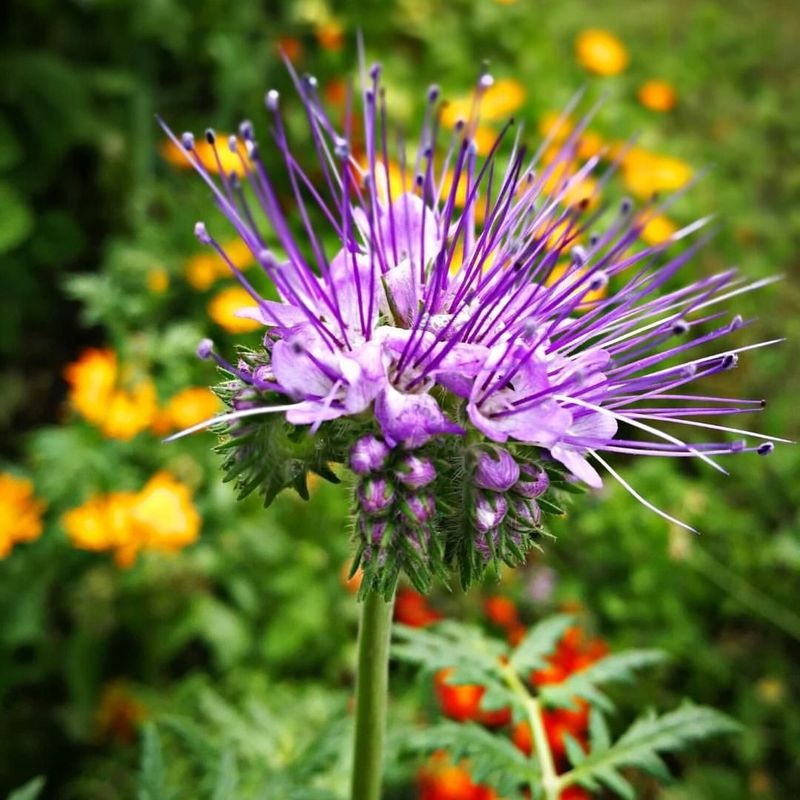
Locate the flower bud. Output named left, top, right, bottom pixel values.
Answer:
left=395, top=454, right=436, bottom=489
left=350, top=435, right=391, bottom=475
left=358, top=478, right=395, bottom=515
left=509, top=498, right=541, bottom=530
left=513, top=464, right=550, bottom=499
left=474, top=448, right=520, bottom=492
left=402, top=493, right=436, bottom=525
left=474, top=491, right=508, bottom=533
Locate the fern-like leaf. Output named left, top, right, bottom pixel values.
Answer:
left=138, top=724, right=173, bottom=800
left=402, top=721, right=533, bottom=797
left=559, top=702, right=740, bottom=798
left=509, top=614, right=575, bottom=674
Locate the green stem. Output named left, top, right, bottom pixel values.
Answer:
left=351, top=590, right=395, bottom=800
left=501, top=666, right=559, bottom=800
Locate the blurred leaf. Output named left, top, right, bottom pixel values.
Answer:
left=6, top=776, right=45, bottom=800
left=0, top=182, right=33, bottom=253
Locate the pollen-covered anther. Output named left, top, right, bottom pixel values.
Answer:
left=722, top=353, right=739, bottom=370
left=196, top=338, right=214, bottom=360
left=672, top=318, right=690, bottom=335
left=181, top=131, right=195, bottom=150
left=265, top=90, right=279, bottom=112
left=757, top=442, right=774, bottom=456
left=194, top=221, right=212, bottom=245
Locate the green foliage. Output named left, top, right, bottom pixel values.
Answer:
left=5, top=777, right=45, bottom=800
left=394, top=618, right=738, bottom=798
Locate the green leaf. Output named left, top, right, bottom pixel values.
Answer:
left=138, top=724, right=173, bottom=800
left=6, top=776, right=46, bottom=800
left=509, top=613, right=575, bottom=673
left=0, top=182, right=33, bottom=253
left=540, top=649, right=667, bottom=712
left=559, top=703, right=741, bottom=798
left=400, top=721, right=533, bottom=797
left=211, top=750, right=238, bottom=800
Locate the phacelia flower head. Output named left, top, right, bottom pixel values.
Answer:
left=163, top=46, right=782, bottom=595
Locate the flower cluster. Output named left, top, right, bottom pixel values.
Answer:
left=66, top=348, right=220, bottom=439
left=164, top=52, right=778, bottom=594
left=0, top=473, right=45, bottom=558
left=62, top=471, right=200, bottom=566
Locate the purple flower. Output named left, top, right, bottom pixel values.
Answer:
left=402, top=494, right=436, bottom=525
left=514, top=465, right=550, bottom=499
left=395, top=455, right=436, bottom=489
left=474, top=447, right=520, bottom=492
left=164, top=52, right=780, bottom=536
left=350, top=435, right=391, bottom=475
left=358, top=478, right=395, bottom=516
left=474, top=492, right=508, bottom=533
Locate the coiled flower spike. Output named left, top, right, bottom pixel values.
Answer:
left=161, top=48, right=783, bottom=595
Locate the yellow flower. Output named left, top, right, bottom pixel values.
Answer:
left=64, top=349, right=158, bottom=440
left=62, top=492, right=138, bottom=553
left=441, top=78, right=526, bottom=129
left=0, top=474, right=45, bottom=558
left=546, top=262, right=608, bottom=309
left=62, top=473, right=200, bottom=566
left=538, top=111, right=573, bottom=143
left=153, top=387, right=221, bottom=435
left=101, top=380, right=158, bottom=440
left=161, top=134, right=251, bottom=177
left=638, top=80, right=678, bottom=112
left=146, top=267, right=169, bottom=294
left=208, top=286, right=263, bottom=333
left=184, top=239, right=254, bottom=290
left=64, top=349, right=117, bottom=426
left=622, top=150, right=693, bottom=198
left=131, top=472, right=200, bottom=554
left=575, top=29, right=629, bottom=76
left=640, top=213, right=677, bottom=245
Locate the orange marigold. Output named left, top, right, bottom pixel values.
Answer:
left=0, top=474, right=45, bottom=557
left=638, top=79, right=678, bottom=112
left=208, top=286, right=262, bottom=333
left=575, top=29, right=629, bottom=76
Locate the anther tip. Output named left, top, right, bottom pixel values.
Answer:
left=757, top=441, right=774, bottom=456
left=204, top=128, right=215, bottom=145
left=197, top=338, right=214, bottom=359
left=194, top=221, right=211, bottom=244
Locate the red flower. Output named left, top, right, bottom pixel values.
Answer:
left=418, top=752, right=499, bottom=800
left=395, top=587, right=443, bottom=628
left=483, top=595, right=520, bottom=630
left=434, top=668, right=511, bottom=727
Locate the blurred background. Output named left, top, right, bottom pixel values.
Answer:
left=1, top=0, right=799, bottom=797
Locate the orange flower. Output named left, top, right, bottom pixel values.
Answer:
left=545, top=262, right=608, bottom=310
left=208, top=286, right=262, bottom=333
left=512, top=704, right=589, bottom=760
left=64, top=349, right=157, bottom=440
left=638, top=80, right=678, bottom=112
left=538, top=111, right=574, bottom=143
left=153, top=387, right=221, bottom=435
left=161, top=132, right=251, bottom=177
left=533, top=626, right=608, bottom=686
left=395, top=587, right=442, bottom=628
left=315, top=20, right=345, bottom=51
left=276, top=36, right=302, bottom=63
left=95, top=681, right=147, bottom=744
left=621, top=150, right=692, bottom=198
left=62, top=491, right=139, bottom=554
left=146, top=267, right=169, bottom=294
left=483, top=595, right=519, bottom=630
left=340, top=560, right=363, bottom=594
left=184, top=238, right=254, bottom=290
left=575, top=30, right=629, bottom=76
left=0, top=474, right=45, bottom=558
left=418, top=752, right=499, bottom=800
left=434, top=668, right=511, bottom=727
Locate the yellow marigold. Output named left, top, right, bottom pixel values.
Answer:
left=100, top=379, right=158, bottom=440
left=0, top=474, right=45, bottom=558
left=575, top=29, right=629, bottom=76
left=638, top=79, right=678, bottom=112
left=65, top=349, right=157, bottom=440
left=154, top=387, right=221, bottom=435
left=64, top=348, right=117, bottom=425
left=185, top=238, right=254, bottom=290
left=62, top=492, right=138, bottom=553
left=160, top=134, right=250, bottom=177
left=441, top=78, right=526, bottom=128
left=131, top=472, right=200, bottom=554
left=622, top=150, right=693, bottom=198
left=576, top=130, right=605, bottom=160
left=640, top=213, right=678, bottom=245
left=208, top=286, right=263, bottom=333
